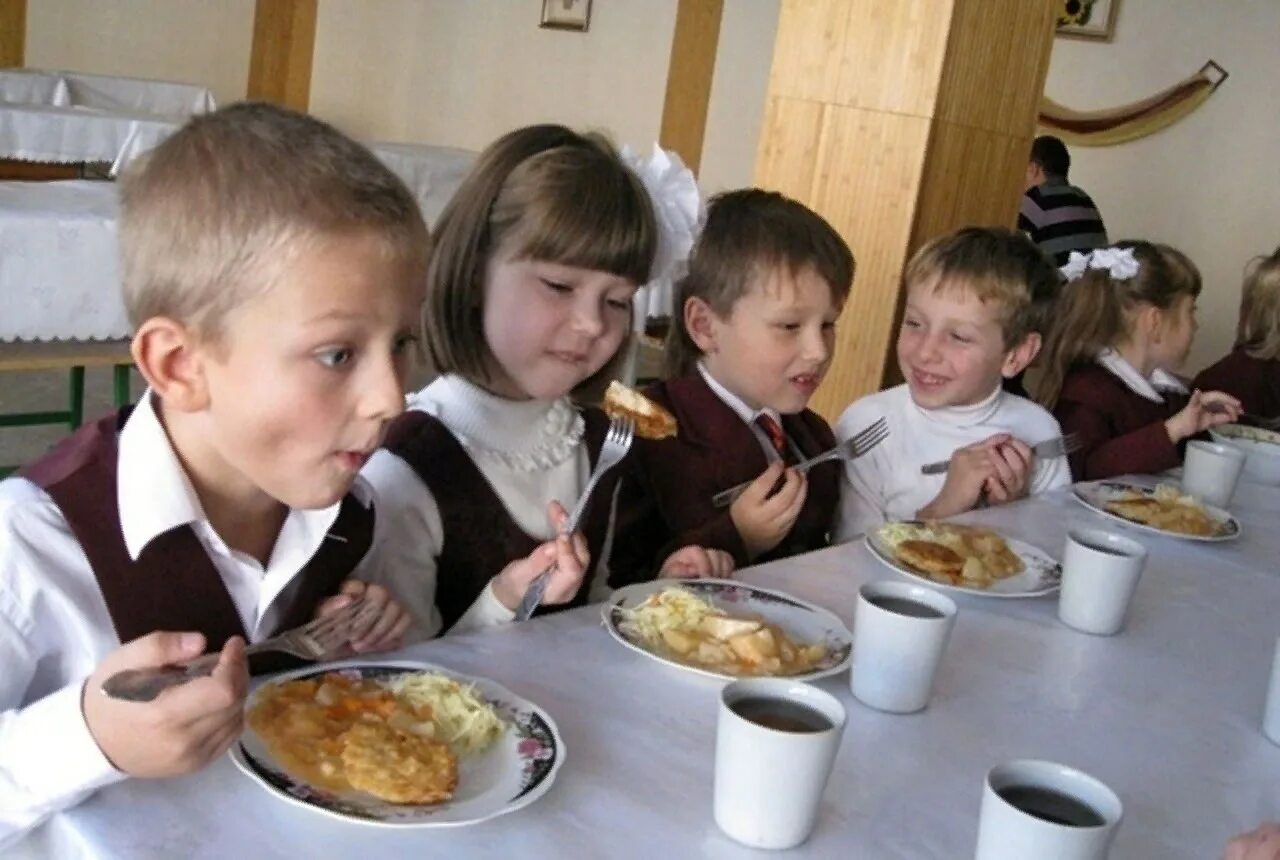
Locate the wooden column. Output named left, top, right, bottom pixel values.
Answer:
left=755, top=0, right=1056, bottom=420
left=0, top=0, right=25, bottom=68
left=658, top=0, right=724, bottom=175
left=247, top=0, right=317, bottom=110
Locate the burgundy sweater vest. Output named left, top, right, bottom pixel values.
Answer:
left=381, top=408, right=618, bottom=632
left=18, top=408, right=371, bottom=671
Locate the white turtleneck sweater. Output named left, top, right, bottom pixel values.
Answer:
left=362, top=375, right=602, bottom=640
left=832, top=383, right=1071, bottom=541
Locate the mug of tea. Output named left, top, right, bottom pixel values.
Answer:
left=974, top=759, right=1123, bottom=859
left=850, top=581, right=957, bottom=713
left=714, top=678, right=846, bottom=850
left=1181, top=440, right=1246, bottom=508
left=1058, top=529, right=1148, bottom=636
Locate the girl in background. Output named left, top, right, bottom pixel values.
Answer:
left=1194, top=247, right=1280, bottom=420
left=1035, top=241, right=1241, bottom=479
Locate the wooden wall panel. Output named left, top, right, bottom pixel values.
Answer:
left=658, top=0, right=724, bottom=174
left=247, top=0, right=317, bottom=110
left=935, top=0, right=1057, bottom=135
left=831, top=0, right=953, bottom=115
left=806, top=108, right=931, bottom=419
left=0, top=0, right=25, bottom=68
left=756, top=0, right=1057, bottom=420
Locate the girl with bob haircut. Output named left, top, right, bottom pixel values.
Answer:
left=362, top=124, right=730, bottom=639
left=1194, top=246, right=1280, bottom=420
left=1035, top=240, right=1241, bottom=479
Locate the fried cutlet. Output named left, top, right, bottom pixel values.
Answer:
left=340, top=721, right=458, bottom=805
left=603, top=380, right=678, bottom=440
left=895, top=539, right=965, bottom=577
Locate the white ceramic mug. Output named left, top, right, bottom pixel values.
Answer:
left=714, top=678, right=846, bottom=850
left=1264, top=635, right=1280, bottom=746
left=850, top=581, right=957, bottom=713
left=1181, top=440, right=1246, bottom=508
left=974, top=759, right=1123, bottom=860
left=1058, top=529, right=1148, bottom=636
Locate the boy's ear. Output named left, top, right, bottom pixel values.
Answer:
left=683, top=296, right=721, bottom=354
left=130, top=317, right=211, bottom=413
left=1001, top=331, right=1042, bottom=378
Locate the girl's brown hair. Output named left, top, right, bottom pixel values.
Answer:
left=665, top=188, right=854, bottom=376
left=1238, top=247, right=1280, bottom=361
left=1034, top=240, right=1202, bottom=407
left=423, top=124, right=657, bottom=397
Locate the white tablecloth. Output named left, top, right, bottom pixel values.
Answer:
left=0, top=102, right=182, bottom=171
left=0, top=68, right=215, bottom=118
left=0, top=180, right=128, bottom=341
left=367, top=141, right=475, bottom=227
left=14, top=478, right=1280, bottom=859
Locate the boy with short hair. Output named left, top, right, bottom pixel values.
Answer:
left=0, top=102, right=426, bottom=846
left=611, top=188, right=854, bottom=579
left=834, top=227, right=1070, bottom=542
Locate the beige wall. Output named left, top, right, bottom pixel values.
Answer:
left=309, top=0, right=677, bottom=151
left=23, top=0, right=254, bottom=106
left=698, top=0, right=779, bottom=193
left=1044, top=0, right=1280, bottom=375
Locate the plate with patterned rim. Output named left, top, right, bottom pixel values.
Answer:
left=864, top=522, right=1062, bottom=598
left=603, top=578, right=853, bottom=682
left=1071, top=480, right=1241, bottom=542
left=229, top=659, right=562, bottom=827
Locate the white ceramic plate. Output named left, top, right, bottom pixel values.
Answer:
left=230, top=659, right=562, bottom=827
left=1071, top=480, right=1241, bottom=542
left=864, top=523, right=1061, bottom=598
left=603, top=579, right=852, bottom=682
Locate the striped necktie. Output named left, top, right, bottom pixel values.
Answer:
left=754, top=414, right=795, bottom=464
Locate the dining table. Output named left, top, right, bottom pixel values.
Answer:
left=12, top=474, right=1280, bottom=859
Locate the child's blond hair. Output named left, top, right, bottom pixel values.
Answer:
left=1034, top=240, right=1201, bottom=406
left=665, top=188, right=854, bottom=376
left=118, top=102, right=428, bottom=340
left=904, top=227, right=1059, bottom=350
left=1238, top=247, right=1280, bottom=361
left=423, top=124, right=656, bottom=397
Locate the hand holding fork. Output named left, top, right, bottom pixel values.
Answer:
left=513, top=416, right=635, bottom=622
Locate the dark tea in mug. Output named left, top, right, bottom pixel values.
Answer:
left=867, top=595, right=945, bottom=619
left=730, top=696, right=833, bottom=733
left=996, top=785, right=1106, bottom=827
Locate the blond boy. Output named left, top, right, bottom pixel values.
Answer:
left=834, top=227, right=1069, bottom=540
left=0, top=103, right=425, bottom=846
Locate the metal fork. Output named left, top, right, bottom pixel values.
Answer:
left=100, top=596, right=382, bottom=702
left=711, top=417, right=890, bottom=508
left=514, top=416, right=636, bottom=622
left=919, top=432, right=1082, bottom=476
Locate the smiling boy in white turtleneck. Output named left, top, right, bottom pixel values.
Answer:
left=833, top=228, right=1071, bottom=541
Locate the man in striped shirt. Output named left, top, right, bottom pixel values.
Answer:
left=1018, top=135, right=1108, bottom=266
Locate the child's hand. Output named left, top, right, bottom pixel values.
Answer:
left=82, top=632, right=248, bottom=778
left=491, top=501, right=589, bottom=612
left=314, top=579, right=411, bottom=654
left=1165, top=389, right=1243, bottom=443
left=658, top=545, right=736, bottom=580
left=1224, top=822, right=1280, bottom=860
left=919, top=434, right=1011, bottom=519
left=981, top=438, right=1033, bottom=504
left=729, top=462, right=807, bottom=559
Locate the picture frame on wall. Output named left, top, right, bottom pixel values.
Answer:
left=1056, top=0, right=1120, bottom=41
left=540, top=0, right=592, bottom=32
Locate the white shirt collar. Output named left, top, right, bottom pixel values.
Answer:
left=1096, top=348, right=1189, bottom=404
left=697, top=362, right=781, bottom=427
left=909, top=383, right=1004, bottom=429
left=117, top=390, right=356, bottom=562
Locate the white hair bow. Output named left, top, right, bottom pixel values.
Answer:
left=620, top=144, right=704, bottom=288
left=1059, top=247, right=1140, bottom=282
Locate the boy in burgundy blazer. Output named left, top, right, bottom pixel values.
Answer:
left=611, top=190, right=854, bottom=582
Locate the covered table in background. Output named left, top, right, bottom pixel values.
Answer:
left=367, top=140, right=475, bottom=227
